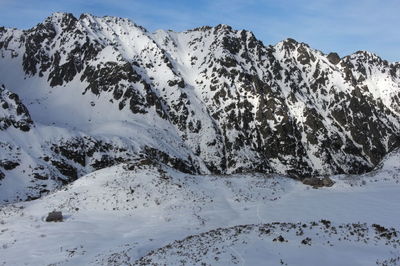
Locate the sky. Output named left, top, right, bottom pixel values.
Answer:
left=0, top=0, right=398, bottom=62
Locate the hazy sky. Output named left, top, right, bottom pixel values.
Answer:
left=0, top=0, right=398, bottom=61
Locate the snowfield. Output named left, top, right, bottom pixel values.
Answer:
left=0, top=150, right=399, bottom=265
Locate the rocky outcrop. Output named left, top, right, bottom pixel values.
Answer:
left=327, top=52, right=341, bottom=65
left=0, top=85, right=33, bottom=132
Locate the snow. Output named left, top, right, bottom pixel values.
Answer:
left=0, top=13, right=400, bottom=265
left=0, top=150, right=400, bottom=265
left=135, top=222, right=400, bottom=266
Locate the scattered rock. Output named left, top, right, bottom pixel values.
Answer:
left=301, top=237, right=312, bottom=245
left=273, top=235, right=286, bottom=242
left=133, top=222, right=400, bottom=265
left=33, top=173, right=48, bottom=180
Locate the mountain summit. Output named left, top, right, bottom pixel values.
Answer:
left=1, top=13, right=399, bottom=202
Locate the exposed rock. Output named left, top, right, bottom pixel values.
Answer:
left=301, top=237, right=312, bottom=245
left=0, top=85, right=33, bottom=132
left=45, top=211, right=63, bottom=222
left=273, top=235, right=287, bottom=242
left=302, top=177, right=324, bottom=188
left=302, top=177, right=334, bottom=188
left=322, top=176, right=335, bottom=187
left=0, top=160, right=19, bottom=170
left=327, top=52, right=341, bottom=65
left=33, top=173, right=48, bottom=180
left=143, top=147, right=200, bottom=174
left=50, top=160, right=78, bottom=183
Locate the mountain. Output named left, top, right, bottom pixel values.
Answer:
left=1, top=12, right=400, bottom=203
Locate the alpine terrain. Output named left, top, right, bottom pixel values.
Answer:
left=0, top=13, right=400, bottom=265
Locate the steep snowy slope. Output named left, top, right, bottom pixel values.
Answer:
left=0, top=12, right=400, bottom=203
left=0, top=150, right=399, bottom=265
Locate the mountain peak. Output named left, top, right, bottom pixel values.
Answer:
left=275, top=38, right=312, bottom=52
left=342, top=50, right=390, bottom=69
left=283, top=37, right=299, bottom=44
left=44, top=12, right=77, bottom=25
left=348, top=50, right=387, bottom=63
left=32, top=12, right=78, bottom=34
left=50, top=12, right=75, bottom=19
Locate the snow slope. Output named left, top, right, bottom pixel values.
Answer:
left=0, top=149, right=399, bottom=265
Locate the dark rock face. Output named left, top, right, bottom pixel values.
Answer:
left=143, top=146, right=200, bottom=174
left=0, top=13, right=399, bottom=196
left=47, top=136, right=137, bottom=183
left=0, top=85, right=33, bottom=132
left=327, top=52, right=341, bottom=65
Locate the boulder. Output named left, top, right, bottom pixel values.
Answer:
left=45, top=211, right=63, bottom=222
left=322, top=176, right=335, bottom=187
left=302, top=177, right=323, bottom=188
left=302, top=176, right=335, bottom=188
left=1, top=160, right=20, bottom=170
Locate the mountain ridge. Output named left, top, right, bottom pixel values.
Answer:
left=0, top=12, right=399, bottom=203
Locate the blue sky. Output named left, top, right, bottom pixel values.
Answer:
left=0, top=0, right=398, bottom=61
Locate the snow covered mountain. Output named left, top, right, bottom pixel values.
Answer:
left=1, top=12, right=400, bottom=202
